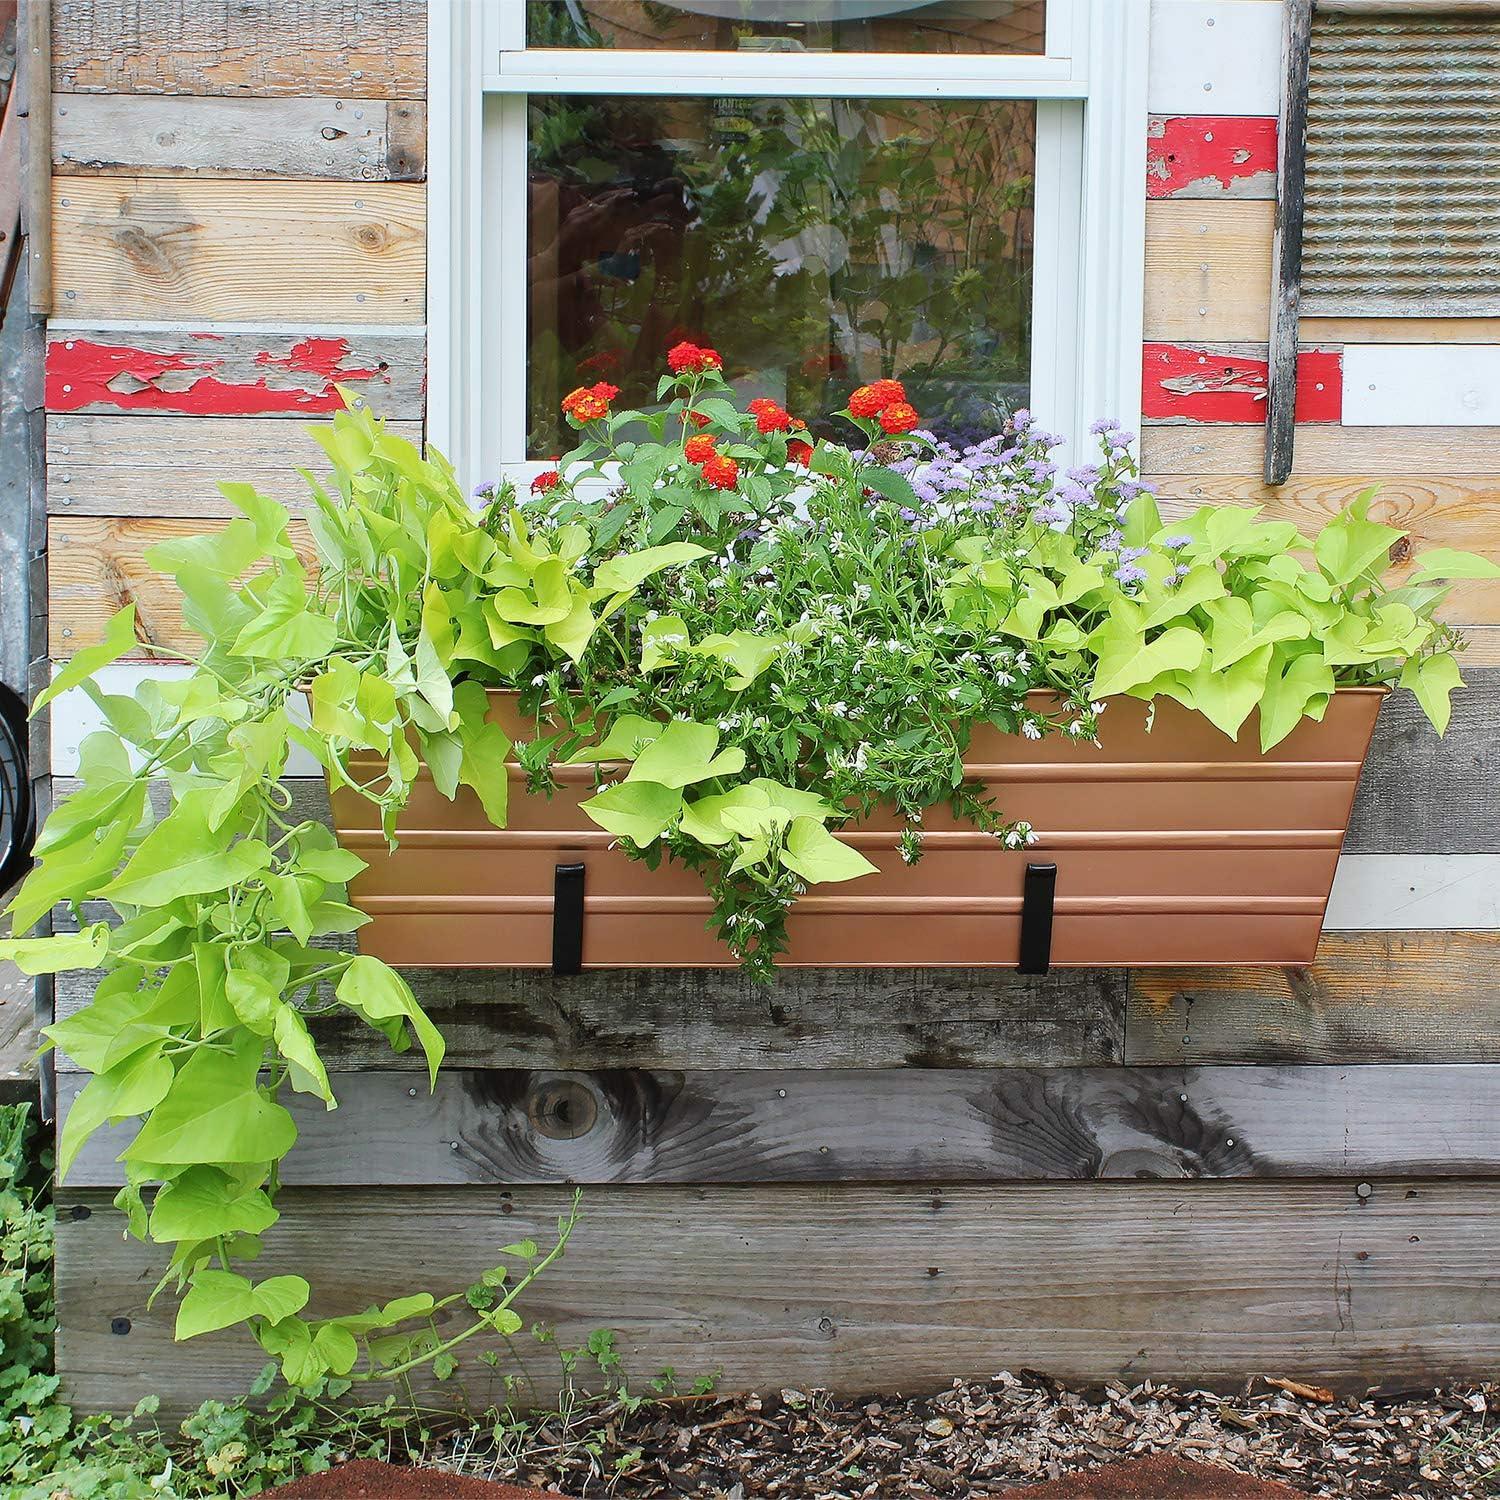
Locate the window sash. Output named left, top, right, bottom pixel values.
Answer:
left=495, top=0, right=1084, bottom=70
left=429, top=0, right=1147, bottom=487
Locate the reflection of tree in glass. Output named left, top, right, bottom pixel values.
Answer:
left=527, top=87, right=1034, bottom=455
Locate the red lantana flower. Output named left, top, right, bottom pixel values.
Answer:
left=698, top=453, right=740, bottom=490
left=748, top=397, right=795, bottom=434
left=561, top=380, right=618, bottom=422
left=667, top=341, right=723, bottom=375
left=848, top=378, right=908, bottom=418
left=879, top=401, right=920, bottom=435
left=530, top=470, right=561, bottom=494
left=787, top=438, right=813, bottom=467
left=684, top=434, right=718, bottom=463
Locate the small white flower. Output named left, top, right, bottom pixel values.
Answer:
left=1021, top=720, right=1043, bottom=741
left=531, top=674, right=547, bottom=687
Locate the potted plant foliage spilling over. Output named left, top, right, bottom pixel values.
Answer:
left=3, top=343, right=1494, bottom=1382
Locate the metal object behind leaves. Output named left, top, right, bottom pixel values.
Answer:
left=1303, top=12, right=1500, bottom=316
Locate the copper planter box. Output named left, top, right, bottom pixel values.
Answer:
left=330, top=688, right=1384, bottom=969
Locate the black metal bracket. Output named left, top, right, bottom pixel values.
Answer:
left=1017, top=862, right=1057, bottom=976
left=552, top=862, right=585, bottom=976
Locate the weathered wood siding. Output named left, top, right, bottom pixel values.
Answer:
left=41, top=0, right=1500, bottom=1415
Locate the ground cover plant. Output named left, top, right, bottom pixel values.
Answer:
left=2, top=344, right=1496, bottom=1384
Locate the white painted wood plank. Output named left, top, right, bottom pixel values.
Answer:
left=1326, top=856, right=1500, bottom=930
left=1342, top=345, right=1500, bottom=428
left=1148, top=1, right=1284, bottom=117
left=48, top=664, right=318, bottom=776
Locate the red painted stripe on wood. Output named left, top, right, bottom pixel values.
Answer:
left=1142, top=344, right=1344, bottom=424
left=45, top=335, right=379, bottom=415
left=1146, top=116, right=1278, bottom=199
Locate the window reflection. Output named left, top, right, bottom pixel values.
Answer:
left=526, top=1, right=1047, bottom=55
left=527, top=94, right=1035, bottom=455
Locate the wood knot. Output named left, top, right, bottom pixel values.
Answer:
left=112, top=226, right=179, bottom=279
left=352, top=222, right=390, bottom=252
left=527, top=1076, right=599, bottom=1140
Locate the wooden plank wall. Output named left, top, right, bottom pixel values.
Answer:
left=43, top=0, right=1500, bottom=1414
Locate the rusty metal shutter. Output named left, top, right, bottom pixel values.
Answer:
left=1302, top=10, right=1500, bottom=316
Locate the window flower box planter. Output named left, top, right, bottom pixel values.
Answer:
left=330, top=686, right=1385, bottom=970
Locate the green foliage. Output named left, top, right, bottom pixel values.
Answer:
left=0, top=1101, right=668, bottom=1497
left=2, top=350, right=1491, bottom=1389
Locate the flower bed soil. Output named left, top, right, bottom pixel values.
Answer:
left=269, top=1459, right=563, bottom=1498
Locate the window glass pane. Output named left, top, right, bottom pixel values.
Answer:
left=526, top=94, right=1035, bottom=456
left=526, top=1, right=1047, bottom=56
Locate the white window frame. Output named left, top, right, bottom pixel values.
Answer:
left=428, top=0, right=1150, bottom=487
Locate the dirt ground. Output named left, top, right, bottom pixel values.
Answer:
left=432, top=1373, right=1498, bottom=1499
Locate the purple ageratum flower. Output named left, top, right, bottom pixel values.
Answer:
left=1035, top=500, right=1074, bottom=531
left=1089, top=418, right=1120, bottom=436
left=473, top=480, right=498, bottom=500
left=1026, top=459, right=1057, bottom=481
left=1118, top=545, right=1148, bottom=564
left=1056, top=481, right=1090, bottom=507
left=1109, top=430, right=1137, bottom=449
left=1117, top=479, right=1158, bottom=500
left=1066, top=465, right=1101, bottom=486
left=898, top=507, right=921, bottom=522
left=911, top=480, right=941, bottom=505
left=1011, top=408, right=1033, bottom=429
left=971, top=498, right=997, bottom=513
left=1097, top=528, right=1124, bottom=553
left=892, top=456, right=920, bottom=475
left=1114, top=562, right=1148, bottom=584
left=1163, top=533, right=1194, bottom=550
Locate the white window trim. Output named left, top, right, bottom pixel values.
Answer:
left=428, top=0, right=1149, bottom=487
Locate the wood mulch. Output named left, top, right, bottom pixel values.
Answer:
left=433, top=1373, right=1497, bottom=1499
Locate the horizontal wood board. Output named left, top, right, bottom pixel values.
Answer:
left=48, top=952, right=1128, bottom=1073
left=46, top=331, right=425, bottom=418
left=1127, top=931, right=1500, bottom=1065
left=48, top=515, right=319, bottom=656
left=57, top=1179, right=1500, bottom=1415
left=53, top=95, right=425, bottom=180
left=50, top=177, right=424, bottom=322
left=57, top=1064, right=1500, bottom=1186
left=1147, top=1, right=1284, bottom=117
left=1144, top=200, right=1274, bottom=342
left=51, top=0, right=428, bottom=97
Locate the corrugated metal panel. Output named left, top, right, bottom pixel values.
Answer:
left=1302, top=13, right=1500, bottom=317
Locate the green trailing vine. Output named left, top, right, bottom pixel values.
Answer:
left=2, top=344, right=1495, bottom=1386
